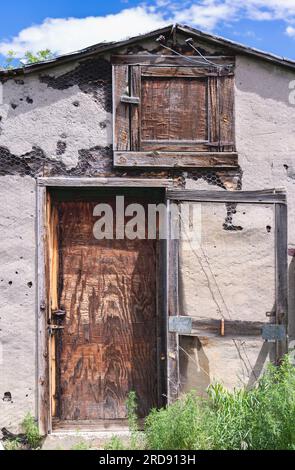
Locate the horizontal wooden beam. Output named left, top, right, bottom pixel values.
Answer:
left=37, top=177, right=174, bottom=188
left=169, top=316, right=266, bottom=338
left=141, top=65, right=233, bottom=78
left=112, top=54, right=235, bottom=67
left=114, top=151, right=238, bottom=168
left=167, top=189, right=287, bottom=204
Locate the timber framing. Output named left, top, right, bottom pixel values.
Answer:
left=37, top=177, right=172, bottom=434
left=166, top=188, right=288, bottom=402
left=114, top=152, right=238, bottom=168
left=37, top=181, right=288, bottom=429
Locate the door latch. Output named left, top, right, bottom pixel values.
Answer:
left=48, top=324, right=64, bottom=336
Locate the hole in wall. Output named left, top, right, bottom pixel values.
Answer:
left=2, top=392, right=12, bottom=402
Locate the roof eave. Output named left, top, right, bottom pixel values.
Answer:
left=1, top=23, right=295, bottom=78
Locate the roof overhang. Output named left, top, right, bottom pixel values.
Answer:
left=1, top=23, right=295, bottom=78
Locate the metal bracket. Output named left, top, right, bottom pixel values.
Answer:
left=169, top=316, right=192, bottom=335
left=48, top=325, right=64, bottom=336
left=120, top=95, right=140, bottom=105
left=262, top=324, right=287, bottom=341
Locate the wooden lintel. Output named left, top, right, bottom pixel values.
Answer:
left=112, top=54, right=235, bottom=67
left=114, top=151, right=238, bottom=168
left=37, top=177, right=174, bottom=188
left=167, top=189, right=287, bottom=204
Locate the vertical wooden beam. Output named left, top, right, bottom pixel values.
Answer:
left=112, top=65, right=130, bottom=151
left=167, top=200, right=180, bottom=403
left=275, top=202, right=288, bottom=363
left=37, top=185, right=49, bottom=435
left=156, top=238, right=167, bottom=408
left=130, top=65, right=141, bottom=151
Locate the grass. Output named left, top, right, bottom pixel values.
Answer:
left=105, top=354, right=295, bottom=450
left=71, top=441, right=91, bottom=450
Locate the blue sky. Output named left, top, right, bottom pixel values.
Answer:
left=1, top=1, right=295, bottom=65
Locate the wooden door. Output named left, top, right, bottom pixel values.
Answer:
left=53, top=192, right=159, bottom=421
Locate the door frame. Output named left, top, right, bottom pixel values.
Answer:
left=37, top=182, right=288, bottom=433
left=36, top=177, right=173, bottom=435
left=166, top=188, right=288, bottom=404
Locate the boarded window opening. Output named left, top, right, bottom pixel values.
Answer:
left=113, top=63, right=237, bottom=168
left=141, top=77, right=208, bottom=143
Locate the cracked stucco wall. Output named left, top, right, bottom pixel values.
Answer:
left=0, top=51, right=295, bottom=428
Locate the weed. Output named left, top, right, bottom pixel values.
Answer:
left=21, top=413, right=42, bottom=449
left=71, top=441, right=90, bottom=450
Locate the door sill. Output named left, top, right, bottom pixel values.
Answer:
left=52, top=418, right=138, bottom=433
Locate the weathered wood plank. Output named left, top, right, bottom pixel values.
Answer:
left=112, top=55, right=235, bottom=67
left=141, top=75, right=208, bottom=146
left=37, top=177, right=174, bottom=188
left=114, top=151, right=238, bottom=168
left=169, top=316, right=267, bottom=337
left=275, top=203, right=288, bottom=363
left=208, top=76, right=219, bottom=148
left=130, top=65, right=141, bottom=151
left=37, top=185, right=49, bottom=435
left=141, top=142, right=209, bottom=152
left=156, top=239, right=167, bottom=408
left=141, top=66, right=233, bottom=78
left=167, top=201, right=180, bottom=403
left=113, top=65, right=130, bottom=151
left=167, top=189, right=287, bottom=204
left=219, top=75, right=235, bottom=151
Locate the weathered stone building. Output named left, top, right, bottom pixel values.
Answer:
left=0, top=24, right=294, bottom=434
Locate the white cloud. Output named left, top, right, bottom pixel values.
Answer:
left=0, top=6, right=167, bottom=56
left=1, top=0, right=295, bottom=58
left=286, top=26, right=295, bottom=38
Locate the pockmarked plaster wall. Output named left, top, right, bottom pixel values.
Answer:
left=0, top=176, right=36, bottom=431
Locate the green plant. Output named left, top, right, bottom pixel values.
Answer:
left=71, top=441, right=90, bottom=450
left=144, top=392, right=208, bottom=450
left=4, top=439, right=21, bottom=450
left=4, top=50, right=16, bottom=69
left=205, top=355, right=295, bottom=450
left=126, top=391, right=143, bottom=449
left=104, top=436, right=127, bottom=450
left=24, top=49, right=54, bottom=64
left=21, top=413, right=42, bottom=449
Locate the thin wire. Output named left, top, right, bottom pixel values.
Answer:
left=187, top=42, right=230, bottom=69
left=158, top=40, right=234, bottom=70
left=159, top=42, right=216, bottom=67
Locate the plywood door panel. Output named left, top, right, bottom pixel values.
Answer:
left=56, top=197, right=158, bottom=420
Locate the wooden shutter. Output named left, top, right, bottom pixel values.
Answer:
left=113, top=64, right=237, bottom=168
left=208, top=72, right=235, bottom=151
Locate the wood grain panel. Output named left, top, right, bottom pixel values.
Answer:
left=56, top=196, right=158, bottom=420
left=141, top=77, right=208, bottom=143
